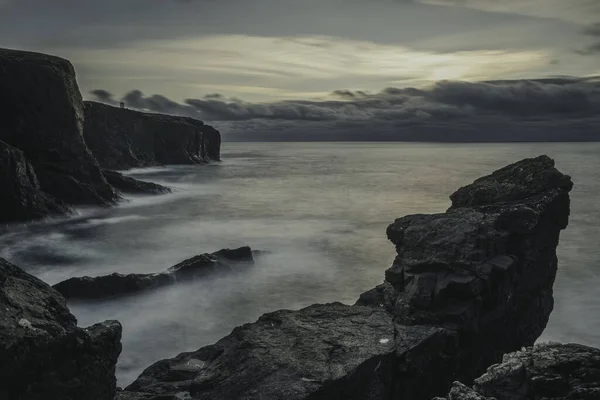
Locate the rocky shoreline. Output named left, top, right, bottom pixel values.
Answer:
left=1, top=47, right=599, bottom=400
left=0, top=47, right=221, bottom=225
left=3, top=151, right=599, bottom=400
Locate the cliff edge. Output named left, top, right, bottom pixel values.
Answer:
left=0, top=48, right=117, bottom=207
left=83, top=101, right=221, bottom=170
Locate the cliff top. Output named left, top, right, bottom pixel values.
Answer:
left=84, top=101, right=205, bottom=127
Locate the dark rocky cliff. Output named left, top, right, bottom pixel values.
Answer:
left=0, top=48, right=118, bottom=206
left=0, top=140, right=69, bottom=223
left=117, top=156, right=573, bottom=400
left=83, top=101, right=221, bottom=170
left=0, top=258, right=122, bottom=400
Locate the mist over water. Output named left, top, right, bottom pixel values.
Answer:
left=1, top=142, right=599, bottom=386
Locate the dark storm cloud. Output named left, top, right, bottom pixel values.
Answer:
left=89, top=89, right=115, bottom=104
left=89, top=77, right=600, bottom=141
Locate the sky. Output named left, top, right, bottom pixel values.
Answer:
left=1, top=0, right=600, bottom=140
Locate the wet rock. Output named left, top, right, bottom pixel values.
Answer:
left=118, top=156, right=573, bottom=400
left=102, top=169, right=171, bottom=195
left=53, top=246, right=254, bottom=300
left=435, top=343, right=600, bottom=400
left=0, top=258, right=122, bottom=400
left=83, top=101, right=221, bottom=170
left=0, top=48, right=118, bottom=206
left=0, top=140, right=70, bottom=223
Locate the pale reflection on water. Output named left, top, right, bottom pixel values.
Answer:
left=1, top=142, right=598, bottom=385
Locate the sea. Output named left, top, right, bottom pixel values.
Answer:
left=1, top=142, right=598, bottom=386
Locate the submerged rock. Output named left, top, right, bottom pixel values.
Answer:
left=435, top=343, right=600, bottom=400
left=0, top=48, right=118, bottom=206
left=83, top=101, right=221, bottom=170
left=102, top=169, right=171, bottom=195
left=117, top=156, right=573, bottom=400
left=53, top=246, right=254, bottom=300
left=0, top=258, right=122, bottom=400
left=0, top=140, right=70, bottom=223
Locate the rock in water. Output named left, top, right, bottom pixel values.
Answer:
left=117, top=156, right=573, bottom=400
left=0, top=258, right=122, bottom=400
left=53, top=246, right=254, bottom=300
left=0, top=48, right=118, bottom=205
left=83, top=101, right=221, bottom=170
left=435, top=343, right=600, bottom=400
left=102, top=169, right=171, bottom=195
left=0, top=140, right=69, bottom=223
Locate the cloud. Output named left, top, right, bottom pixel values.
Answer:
left=90, top=89, right=115, bottom=104
left=89, top=76, right=600, bottom=141
left=420, top=0, right=600, bottom=24
left=578, top=22, right=600, bottom=55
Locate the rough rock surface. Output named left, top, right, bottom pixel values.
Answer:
left=102, top=169, right=171, bottom=195
left=53, top=246, right=254, bottom=300
left=0, top=140, right=69, bottom=223
left=117, top=155, right=573, bottom=400
left=435, top=343, right=600, bottom=400
left=0, top=48, right=118, bottom=206
left=0, top=257, right=122, bottom=400
left=83, top=101, right=221, bottom=170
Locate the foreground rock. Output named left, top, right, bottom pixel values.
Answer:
left=117, top=155, right=573, bottom=400
left=102, top=170, right=171, bottom=195
left=54, top=246, right=254, bottom=300
left=83, top=101, right=221, bottom=170
left=0, top=258, right=122, bottom=400
left=0, top=140, right=69, bottom=223
left=0, top=48, right=118, bottom=206
left=435, top=343, right=600, bottom=400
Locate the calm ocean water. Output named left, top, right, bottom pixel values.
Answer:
left=1, top=142, right=599, bottom=385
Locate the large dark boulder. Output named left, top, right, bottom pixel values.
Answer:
left=0, top=258, right=122, bottom=400
left=434, top=343, right=600, bottom=400
left=83, top=101, right=221, bottom=170
left=102, top=169, right=171, bottom=195
left=53, top=246, right=254, bottom=300
left=0, top=140, right=69, bottom=223
left=117, top=156, right=573, bottom=400
left=0, top=48, right=118, bottom=206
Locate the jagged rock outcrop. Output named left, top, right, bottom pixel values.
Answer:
left=0, top=48, right=118, bottom=206
left=434, top=343, right=600, bottom=400
left=0, top=258, right=122, bottom=400
left=0, top=140, right=70, bottom=223
left=116, top=155, right=573, bottom=400
left=102, top=169, right=171, bottom=195
left=83, top=101, right=221, bottom=170
left=53, top=246, right=254, bottom=300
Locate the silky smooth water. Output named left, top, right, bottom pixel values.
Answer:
left=1, top=142, right=599, bottom=386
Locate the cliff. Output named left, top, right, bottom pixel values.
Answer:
left=116, top=156, right=573, bottom=400
left=0, top=258, right=122, bottom=400
left=0, top=140, right=69, bottom=223
left=0, top=48, right=117, bottom=206
left=83, top=101, right=221, bottom=170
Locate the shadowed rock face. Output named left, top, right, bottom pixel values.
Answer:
left=435, top=343, right=600, bottom=400
left=83, top=101, right=221, bottom=170
left=0, top=258, right=122, bottom=400
left=116, top=155, right=573, bottom=400
left=53, top=246, right=254, bottom=300
left=0, top=48, right=118, bottom=206
left=102, top=170, right=171, bottom=195
left=0, top=140, right=70, bottom=223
